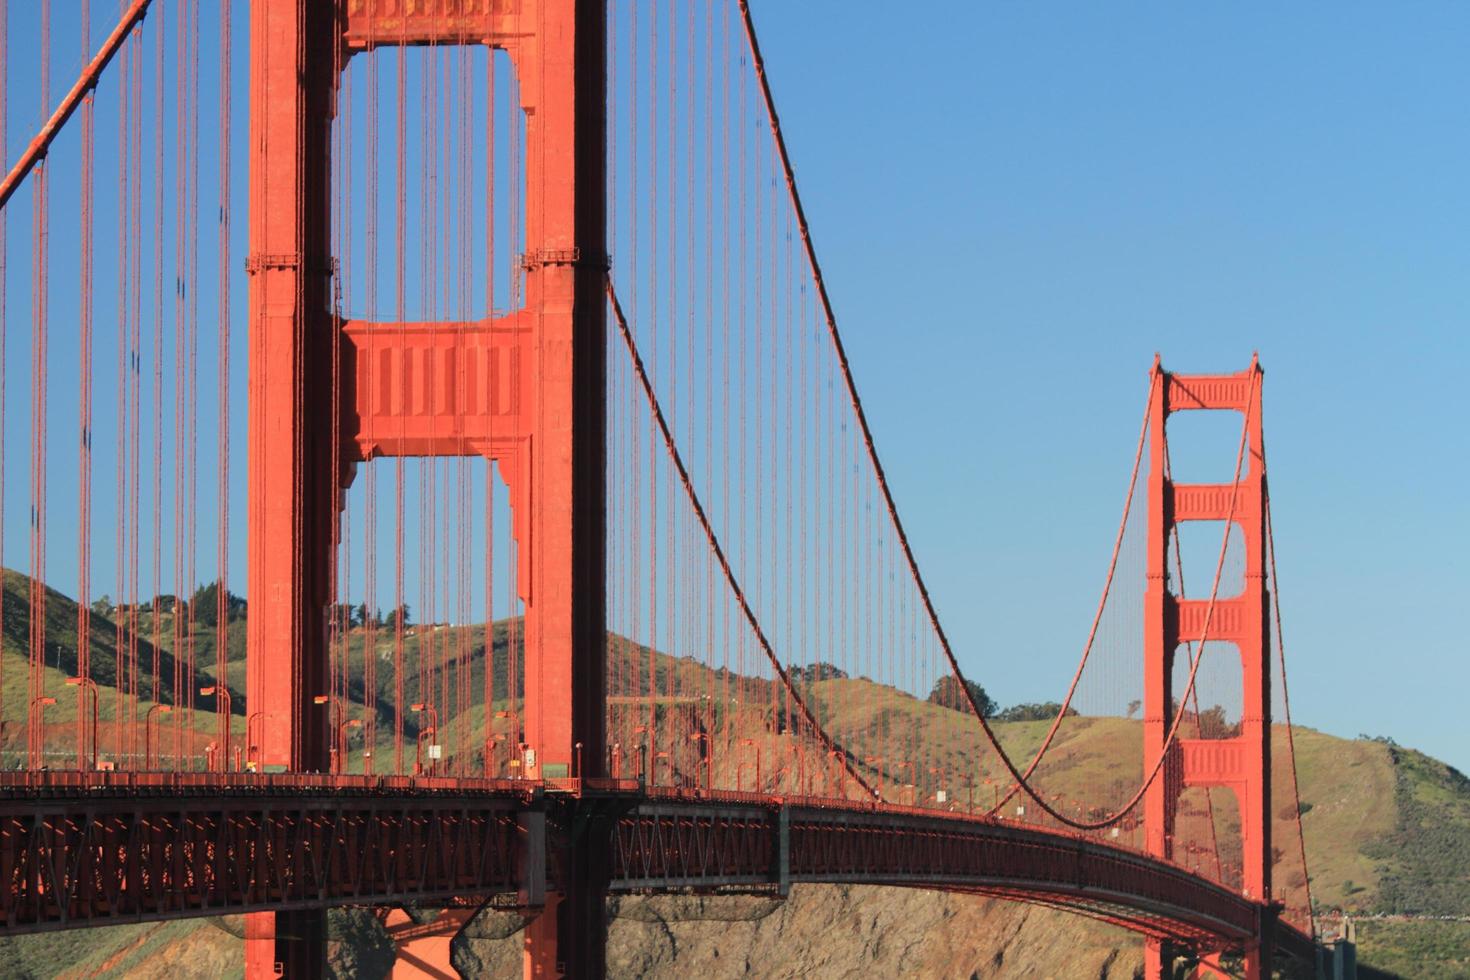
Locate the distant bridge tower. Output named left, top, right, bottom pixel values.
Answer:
left=1143, top=356, right=1275, bottom=980
left=245, top=1, right=608, bottom=976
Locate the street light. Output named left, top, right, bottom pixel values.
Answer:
left=652, top=750, right=673, bottom=786
left=336, top=718, right=362, bottom=774
left=145, top=704, right=174, bottom=770
left=28, top=697, right=57, bottom=768
left=66, top=677, right=100, bottom=771
left=411, top=703, right=439, bottom=775
left=828, top=750, right=850, bottom=800
left=199, top=685, right=232, bottom=771
left=896, top=759, right=916, bottom=804
left=737, top=738, right=762, bottom=793
left=245, top=711, right=266, bottom=771
left=863, top=756, right=886, bottom=801
left=927, top=766, right=948, bottom=807
left=485, top=732, right=508, bottom=778
left=633, top=725, right=651, bottom=785
left=782, top=734, right=807, bottom=796
left=689, top=732, right=711, bottom=793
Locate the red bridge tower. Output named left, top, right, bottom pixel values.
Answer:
left=244, top=1, right=607, bottom=975
left=1143, top=357, right=1275, bottom=979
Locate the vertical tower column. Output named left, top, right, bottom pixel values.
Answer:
left=244, top=1, right=337, bottom=976
left=1142, top=357, right=1272, bottom=980
left=246, top=1, right=607, bottom=976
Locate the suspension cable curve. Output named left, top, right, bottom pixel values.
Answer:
left=739, top=0, right=1251, bottom=829
left=990, top=370, right=1156, bottom=814
left=608, top=276, right=878, bottom=801
left=1263, top=451, right=1317, bottom=936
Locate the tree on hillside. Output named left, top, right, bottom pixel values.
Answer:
left=927, top=675, right=996, bottom=717
left=190, top=581, right=247, bottom=627
left=1182, top=703, right=1237, bottom=740
left=993, top=701, right=1078, bottom=723
left=790, top=662, right=848, bottom=683
left=385, top=604, right=413, bottom=630
left=331, top=604, right=363, bottom=629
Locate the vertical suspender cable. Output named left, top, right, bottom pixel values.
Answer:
left=483, top=40, right=495, bottom=766
left=151, top=2, right=165, bottom=724
left=113, top=34, right=130, bottom=765
left=217, top=0, right=232, bottom=770
left=0, top=0, right=8, bottom=746
left=393, top=37, right=407, bottom=775
left=609, top=280, right=874, bottom=799
left=1265, top=474, right=1316, bottom=935
left=77, top=0, right=96, bottom=770
left=358, top=5, right=376, bottom=775
left=28, top=0, right=52, bottom=768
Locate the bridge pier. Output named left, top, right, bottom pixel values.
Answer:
left=245, top=911, right=328, bottom=980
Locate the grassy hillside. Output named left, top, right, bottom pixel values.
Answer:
left=0, top=571, right=1464, bottom=977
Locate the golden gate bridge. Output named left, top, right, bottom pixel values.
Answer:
left=0, top=1, right=1322, bottom=977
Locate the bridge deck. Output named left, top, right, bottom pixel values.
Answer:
left=0, top=773, right=1312, bottom=964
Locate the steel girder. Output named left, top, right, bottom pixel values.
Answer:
left=0, top=785, right=1314, bottom=964
left=609, top=802, right=777, bottom=891
left=0, top=786, right=524, bottom=935
left=607, top=801, right=1310, bottom=960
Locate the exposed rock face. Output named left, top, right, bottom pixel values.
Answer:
left=453, top=886, right=1144, bottom=979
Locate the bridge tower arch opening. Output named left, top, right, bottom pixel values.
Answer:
left=245, top=1, right=607, bottom=975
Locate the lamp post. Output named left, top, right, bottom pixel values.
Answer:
left=313, top=694, right=343, bottom=732
left=863, top=756, right=885, bottom=802
left=145, top=704, right=174, bottom=770
left=927, top=766, right=947, bottom=807
left=780, top=734, right=807, bottom=796
left=411, top=703, right=440, bottom=776
left=689, top=732, right=711, bottom=793
left=66, top=677, right=100, bottom=771
left=199, top=685, right=232, bottom=771
left=828, top=750, right=849, bottom=800
left=633, top=724, right=651, bottom=786
left=336, top=718, right=362, bottom=775
left=485, top=732, right=507, bottom=779
left=737, top=738, right=762, bottom=793
left=896, top=759, right=916, bottom=804
left=245, top=711, right=265, bottom=771
left=28, top=696, right=57, bottom=769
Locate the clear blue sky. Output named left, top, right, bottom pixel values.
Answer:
left=0, top=3, right=1465, bottom=773
left=752, top=2, right=1469, bottom=771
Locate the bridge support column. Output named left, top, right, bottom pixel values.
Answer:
left=245, top=0, right=607, bottom=976
left=246, top=907, right=327, bottom=980
left=1143, top=357, right=1272, bottom=980
left=245, top=0, right=338, bottom=975
left=382, top=908, right=476, bottom=979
